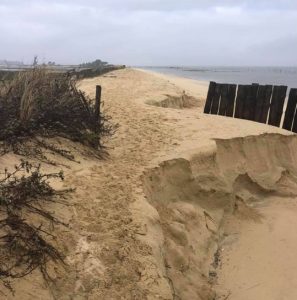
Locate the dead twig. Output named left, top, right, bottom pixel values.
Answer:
left=0, top=161, right=71, bottom=293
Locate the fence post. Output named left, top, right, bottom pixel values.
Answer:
left=234, top=85, right=247, bottom=119
left=218, top=84, right=229, bottom=116
left=204, top=81, right=216, bottom=113
left=254, top=85, right=272, bottom=123
left=268, top=85, right=287, bottom=127
left=94, top=85, right=101, bottom=133
left=246, top=83, right=259, bottom=120
left=226, top=84, right=237, bottom=117
left=283, top=88, right=297, bottom=131
left=210, top=84, right=221, bottom=115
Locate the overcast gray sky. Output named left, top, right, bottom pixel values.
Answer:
left=0, top=0, right=296, bottom=66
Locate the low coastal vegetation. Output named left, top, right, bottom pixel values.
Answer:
left=0, top=67, right=116, bottom=162
left=0, top=161, right=71, bottom=294
left=0, top=67, right=116, bottom=294
left=0, top=58, right=126, bottom=81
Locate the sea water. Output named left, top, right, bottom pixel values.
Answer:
left=141, top=66, right=297, bottom=90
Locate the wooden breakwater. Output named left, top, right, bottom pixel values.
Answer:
left=204, top=82, right=297, bottom=132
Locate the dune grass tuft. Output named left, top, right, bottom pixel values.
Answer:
left=0, top=68, right=115, bottom=161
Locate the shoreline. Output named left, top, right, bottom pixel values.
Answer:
left=134, top=66, right=297, bottom=90
left=135, top=67, right=210, bottom=99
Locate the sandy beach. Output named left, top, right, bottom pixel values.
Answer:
left=1, top=68, right=297, bottom=300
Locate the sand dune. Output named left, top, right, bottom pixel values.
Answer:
left=1, top=68, right=296, bottom=299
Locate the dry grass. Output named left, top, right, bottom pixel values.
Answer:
left=0, top=68, right=115, bottom=161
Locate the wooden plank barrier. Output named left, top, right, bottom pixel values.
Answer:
left=254, top=85, right=273, bottom=124
left=292, top=109, right=297, bottom=133
left=268, top=85, right=287, bottom=127
left=244, top=84, right=259, bottom=120
left=283, top=88, right=297, bottom=131
left=203, top=81, right=297, bottom=133
left=226, top=84, right=237, bottom=117
left=218, top=84, right=229, bottom=116
left=210, top=84, right=221, bottom=114
left=234, top=85, right=247, bottom=119
left=204, top=81, right=216, bottom=114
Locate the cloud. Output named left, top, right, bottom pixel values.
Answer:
left=0, top=0, right=296, bottom=65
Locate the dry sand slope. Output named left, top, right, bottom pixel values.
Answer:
left=1, top=68, right=297, bottom=300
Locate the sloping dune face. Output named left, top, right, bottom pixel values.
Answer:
left=215, top=133, right=297, bottom=196
left=142, top=133, right=297, bottom=300
left=145, top=93, right=201, bottom=109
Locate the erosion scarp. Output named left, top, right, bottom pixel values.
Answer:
left=141, top=133, right=297, bottom=299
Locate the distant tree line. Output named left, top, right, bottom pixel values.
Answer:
left=79, top=59, right=109, bottom=69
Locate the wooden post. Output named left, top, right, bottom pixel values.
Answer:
left=226, top=84, right=237, bottom=117
left=242, top=84, right=259, bottom=120
left=283, top=88, right=297, bottom=131
left=210, top=84, right=221, bottom=115
left=254, top=85, right=264, bottom=122
left=260, top=85, right=273, bottom=124
left=204, top=81, right=216, bottom=113
left=94, top=85, right=102, bottom=132
left=292, top=108, right=297, bottom=133
left=254, top=85, right=272, bottom=123
left=245, top=83, right=259, bottom=120
left=218, top=84, right=229, bottom=116
left=268, top=85, right=287, bottom=127
left=242, top=85, right=251, bottom=119
left=234, top=85, right=248, bottom=119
